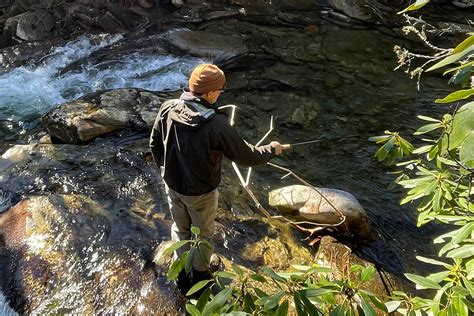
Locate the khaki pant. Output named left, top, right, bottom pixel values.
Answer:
left=166, top=186, right=218, bottom=272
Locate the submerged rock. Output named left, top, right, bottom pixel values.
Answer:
left=268, top=185, right=374, bottom=241
left=42, top=89, right=177, bottom=144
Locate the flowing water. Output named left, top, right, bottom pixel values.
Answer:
left=0, top=33, right=202, bottom=152
left=0, top=293, right=16, bottom=316
left=0, top=21, right=457, bottom=312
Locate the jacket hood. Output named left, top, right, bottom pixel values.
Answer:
left=160, top=92, right=216, bottom=128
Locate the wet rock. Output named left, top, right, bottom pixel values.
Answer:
left=268, top=185, right=374, bottom=241
left=166, top=30, right=248, bottom=58
left=327, top=0, right=374, bottom=22
left=291, top=106, right=318, bottom=126
left=0, top=194, right=181, bottom=314
left=42, top=88, right=178, bottom=144
left=315, top=236, right=411, bottom=296
left=5, top=10, right=55, bottom=41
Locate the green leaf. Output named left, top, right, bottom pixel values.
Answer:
left=398, top=0, right=430, bottom=13
left=435, top=89, right=474, bottom=104
left=292, top=264, right=312, bottom=271
left=462, top=276, right=474, bottom=298
left=262, top=267, right=287, bottom=283
left=405, top=273, right=441, bottom=290
left=254, top=288, right=268, bottom=298
left=452, top=223, right=474, bottom=244
left=163, top=240, right=190, bottom=256
left=360, top=290, right=388, bottom=313
left=187, top=280, right=212, bottom=296
left=360, top=266, right=376, bottom=283
left=452, top=35, right=474, bottom=54
left=302, top=288, right=338, bottom=297
left=223, top=312, right=248, bottom=316
left=358, top=293, right=376, bottom=316
left=414, top=123, right=442, bottom=135
left=385, top=301, right=401, bottom=313
left=298, top=291, right=324, bottom=316
left=186, top=303, right=201, bottom=316
left=427, top=271, right=451, bottom=283
left=368, top=135, right=391, bottom=143
left=427, top=46, right=474, bottom=72
left=202, top=288, right=233, bottom=316
left=243, top=293, right=255, bottom=313
left=191, top=226, right=201, bottom=236
left=250, top=274, right=267, bottom=283
left=412, top=145, right=434, bottom=155
left=216, top=271, right=236, bottom=279
left=444, top=61, right=474, bottom=75
left=294, top=292, right=306, bottom=316
left=263, top=291, right=285, bottom=311
left=196, top=287, right=211, bottom=312
left=185, top=247, right=196, bottom=274
left=307, top=266, right=334, bottom=274
left=329, top=305, right=347, bottom=316
left=274, top=300, right=289, bottom=316
left=418, top=115, right=441, bottom=122
left=167, top=257, right=185, bottom=281
left=452, top=297, right=469, bottom=316
left=460, top=134, right=474, bottom=168
left=447, top=244, right=474, bottom=259
left=231, top=264, right=244, bottom=277
left=416, top=256, right=450, bottom=267
left=450, top=102, right=474, bottom=150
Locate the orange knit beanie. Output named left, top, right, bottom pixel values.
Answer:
left=188, top=64, right=226, bottom=94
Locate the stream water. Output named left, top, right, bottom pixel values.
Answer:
left=0, top=20, right=456, bottom=313
left=0, top=33, right=202, bottom=152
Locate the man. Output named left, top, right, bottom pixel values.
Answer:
left=149, top=64, right=288, bottom=291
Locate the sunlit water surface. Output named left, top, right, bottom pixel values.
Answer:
left=0, top=33, right=202, bottom=151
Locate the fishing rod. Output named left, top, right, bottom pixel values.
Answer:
left=285, top=135, right=359, bottom=148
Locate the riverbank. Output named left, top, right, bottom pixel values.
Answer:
left=0, top=0, right=472, bottom=313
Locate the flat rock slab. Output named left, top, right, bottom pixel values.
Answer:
left=166, top=30, right=248, bottom=58
left=42, top=88, right=178, bottom=144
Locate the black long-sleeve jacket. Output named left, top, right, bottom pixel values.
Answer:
left=149, top=92, right=275, bottom=196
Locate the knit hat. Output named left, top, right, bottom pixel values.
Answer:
left=188, top=64, right=226, bottom=94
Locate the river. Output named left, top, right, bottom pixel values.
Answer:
left=0, top=10, right=459, bottom=313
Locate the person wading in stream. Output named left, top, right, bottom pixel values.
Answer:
left=149, top=63, right=289, bottom=293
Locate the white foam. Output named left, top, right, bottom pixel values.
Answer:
left=0, top=33, right=201, bottom=124
left=0, top=293, right=17, bottom=316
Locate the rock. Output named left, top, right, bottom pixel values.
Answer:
left=314, top=236, right=411, bottom=296
left=5, top=10, right=55, bottom=41
left=291, top=106, right=318, bottom=126
left=327, top=0, right=374, bottom=22
left=42, top=89, right=178, bottom=144
left=0, top=194, right=181, bottom=314
left=166, top=30, right=248, bottom=59
left=268, top=185, right=374, bottom=240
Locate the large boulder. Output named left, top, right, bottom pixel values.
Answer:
left=268, top=185, right=374, bottom=241
left=0, top=194, right=182, bottom=314
left=4, top=10, right=55, bottom=41
left=42, top=89, right=178, bottom=144
left=0, top=137, right=184, bottom=313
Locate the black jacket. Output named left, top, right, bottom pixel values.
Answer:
left=149, top=92, right=275, bottom=196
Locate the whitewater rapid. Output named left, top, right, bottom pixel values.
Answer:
left=0, top=33, right=201, bottom=147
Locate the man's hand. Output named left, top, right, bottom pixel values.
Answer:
left=270, top=141, right=291, bottom=155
